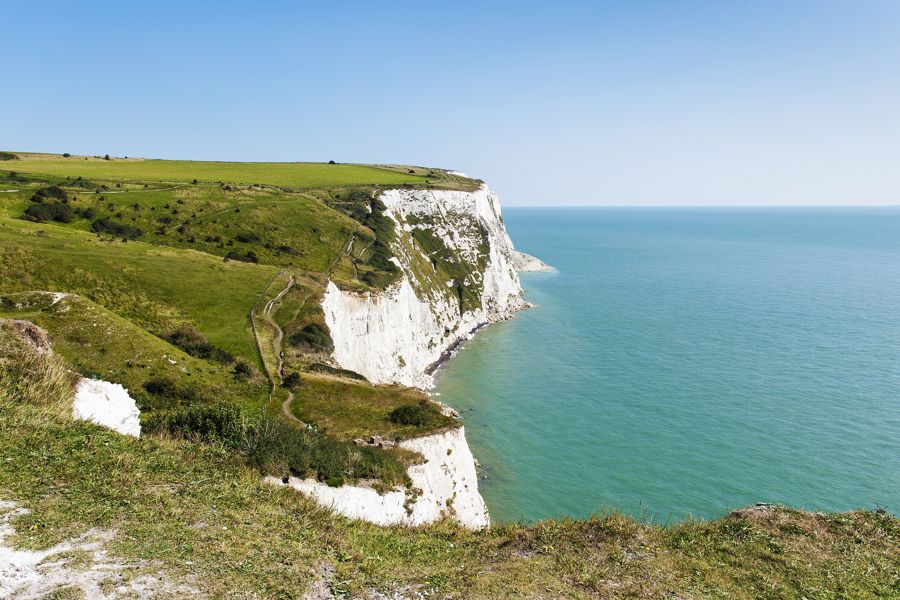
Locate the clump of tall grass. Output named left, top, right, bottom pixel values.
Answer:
left=0, top=333, right=77, bottom=421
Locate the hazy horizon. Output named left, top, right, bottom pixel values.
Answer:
left=5, top=1, right=900, bottom=207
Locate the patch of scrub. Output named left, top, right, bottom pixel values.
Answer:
left=72, top=379, right=141, bottom=437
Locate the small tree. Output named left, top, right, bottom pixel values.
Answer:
left=103, top=154, right=111, bottom=161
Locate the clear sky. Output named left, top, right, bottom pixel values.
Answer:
left=4, top=1, right=900, bottom=206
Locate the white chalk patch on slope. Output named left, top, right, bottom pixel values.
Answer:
left=72, top=378, right=141, bottom=437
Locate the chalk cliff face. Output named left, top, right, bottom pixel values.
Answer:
left=269, top=427, right=489, bottom=529
left=313, top=182, right=541, bottom=529
left=323, top=184, right=529, bottom=389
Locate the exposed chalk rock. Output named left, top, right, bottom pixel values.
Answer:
left=323, top=184, right=529, bottom=389
left=313, top=182, right=546, bottom=530
left=512, top=250, right=553, bottom=272
left=269, top=426, right=488, bottom=529
left=72, top=378, right=141, bottom=437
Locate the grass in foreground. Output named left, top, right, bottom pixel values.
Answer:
left=1, top=334, right=897, bottom=599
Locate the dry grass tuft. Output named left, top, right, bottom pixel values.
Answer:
left=0, top=326, right=77, bottom=418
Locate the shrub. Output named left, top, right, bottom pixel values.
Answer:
left=23, top=203, right=73, bottom=223
left=282, top=372, right=302, bottom=388
left=31, top=186, right=68, bottom=203
left=165, top=326, right=234, bottom=364
left=91, top=218, right=143, bottom=240
left=62, top=153, right=71, bottom=158
left=224, top=250, right=259, bottom=263
left=141, top=377, right=202, bottom=406
left=328, top=160, right=336, bottom=164
left=0, top=152, right=18, bottom=161
left=389, top=401, right=444, bottom=427
left=276, top=245, right=298, bottom=255
left=103, top=154, right=111, bottom=160
left=235, top=232, right=260, bottom=243
left=289, top=323, right=332, bottom=351
left=143, top=403, right=244, bottom=444
left=232, top=360, right=252, bottom=379
left=306, top=362, right=366, bottom=381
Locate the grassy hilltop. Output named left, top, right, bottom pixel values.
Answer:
left=0, top=151, right=897, bottom=598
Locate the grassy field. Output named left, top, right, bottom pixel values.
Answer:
left=0, top=342, right=896, bottom=598
left=1, top=153, right=428, bottom=188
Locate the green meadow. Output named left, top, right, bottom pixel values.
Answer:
left=1, top=152, right=481, bottom=189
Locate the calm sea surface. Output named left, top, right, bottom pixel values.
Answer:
left=434, top=208, right=900, bottom=522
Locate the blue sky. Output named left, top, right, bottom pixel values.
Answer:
left=4, top=1, right=900, bottom=205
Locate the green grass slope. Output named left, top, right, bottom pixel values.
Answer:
left=2, top=152, right=481, bottom=191
left=0, top=341, right=896, bottom=598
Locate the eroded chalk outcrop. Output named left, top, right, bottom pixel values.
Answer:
left=269, top=426, right=488, bottom=529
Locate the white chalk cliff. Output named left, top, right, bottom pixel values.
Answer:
left=323, top=184, right=533, bottom=389
left=304, top=182, right=542, bottom=530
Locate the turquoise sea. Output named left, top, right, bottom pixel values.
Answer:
left=435, top=208, right=900, bottom=523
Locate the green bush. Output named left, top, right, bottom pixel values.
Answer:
left=224, top=250, right=259, bottom=263
left=0, top=152, right=18, bottom=161
left=288, top=323, right=332, bottom=352
left=165, top=326, right=235, bottom=364
left=141, top=377, right=203, bottom=407
left=23, top=203, right=73, bottom=223
left=30, top=186, right=68, bottom=202
left=91, top=218, right=143, bottom=240
left=232, top=360, right=253, bottom=379
left=389, top=401, right=444, bottom=427
left=306, top=362, right=366, bottom=381
left=143, top=403, right=244, bottom=444
left=282, top=372, right=302, bottom=388
left=235, top=232, right=261, bottom=243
